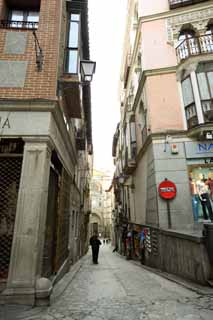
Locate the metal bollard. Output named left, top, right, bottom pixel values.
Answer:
left=203, top=223, right=213, bottom=265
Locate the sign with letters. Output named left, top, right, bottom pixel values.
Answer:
left=0, top=116, right=11, bottom=129
left=0, top=111, right=50, bottom=136
left=185, top=141, right=213, bottom=158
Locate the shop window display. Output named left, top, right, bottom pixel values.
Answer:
left=189, top=166, right=213, bottom=222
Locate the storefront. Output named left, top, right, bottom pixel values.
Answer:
left=185, top=140, right=213, bottom=222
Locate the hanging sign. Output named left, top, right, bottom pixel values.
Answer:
left=158, top=179, right=177, bottom=200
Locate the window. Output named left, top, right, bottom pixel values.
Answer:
left=206, top=24, right=213, bottom=35
left=140, top=101, right=148, bottom=145
left=7, top=10, right=39, bottom=29
left=203, top=24, right=213, bottom=53
left=65, top=13, right=80, bottom=74
left=178, top=29, right=195, bottom=43
left=197, top=64, right=213, bottom=122
left=129, top=121, right=136, bottom=159
left=181, top=77, right=198, bottom=128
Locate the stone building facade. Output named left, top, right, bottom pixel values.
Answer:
left=90, top=170, right=113, bottom=239
left=0, top=0, right=93, bottom=305
left=113, top=0, right=213, bottom=283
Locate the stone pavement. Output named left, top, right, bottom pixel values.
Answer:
left=1, top=245, right=213, bottom=320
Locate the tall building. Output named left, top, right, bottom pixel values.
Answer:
left=113, top=0, right=213, bottom=283
left=0, top=0, right=95, bottom=305
left=90, top=169, right=113, bottom=239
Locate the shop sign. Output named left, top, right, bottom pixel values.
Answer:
left=158, top=180, right=177, bottom=200
left=185, top=141, right=213, bottom=158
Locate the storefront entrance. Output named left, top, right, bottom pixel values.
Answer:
left=188, top=163, right=213, bottom=221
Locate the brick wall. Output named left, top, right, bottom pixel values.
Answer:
left=0, top=0, right=64, bottom=101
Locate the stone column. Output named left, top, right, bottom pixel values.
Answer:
left=3, top=139, right=52, bottom=305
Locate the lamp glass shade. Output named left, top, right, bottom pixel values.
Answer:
left=80, top=60, right=96, bottom=82
left=118, top=176, right=125, bottom=184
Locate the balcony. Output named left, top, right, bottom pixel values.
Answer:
left=169, top=0, right=208, bottom=9
left=123, top=145, right=136, bottom=175
left=176, top=34, right=213, bottom=63
left=185, top=100, right=213, bottom=132
left=59, top=78, right=82, bottom=118
left=75, top=129, right=86, bottom=151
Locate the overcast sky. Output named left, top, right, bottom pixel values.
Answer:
left=89, top=0, right=128, bottom=173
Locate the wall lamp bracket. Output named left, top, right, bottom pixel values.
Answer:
left=33, top=30, right=44, bottom=72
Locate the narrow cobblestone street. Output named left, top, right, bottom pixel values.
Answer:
left=1, top=245, right=213, bottom=320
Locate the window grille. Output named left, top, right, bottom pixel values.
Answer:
left=0, top=156, right=22, bottom=280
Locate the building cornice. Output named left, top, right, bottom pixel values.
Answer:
left=0, top=98, right=78, bottom=171
left=0, top=98, right=56, bottom=110
left=139, top=1, right=213, bottom=23
left=136, top=129, right=189, bottom=163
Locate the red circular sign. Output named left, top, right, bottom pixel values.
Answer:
left=158, top=180, right=177, bottom=200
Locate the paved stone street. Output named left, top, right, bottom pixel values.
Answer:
left=1, top=245, right=213, bottom=320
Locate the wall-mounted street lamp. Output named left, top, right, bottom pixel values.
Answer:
left=118, top=174, right=135, bottom=190
left=33, top=30, right=43, bottom=72
left=80, top=60, right=96, bottom=83
left=57, top=59, right=96, bottom=104
left=59, top=59, right=96, bottom=92
left=118, top=175, right=125, bottom=185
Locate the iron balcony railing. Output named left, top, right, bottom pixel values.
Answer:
left=176, top=34, right=213, bottom=62
left=169, top=0, right=208, bottom=9
left=0, top=20, right=38, bottom=30
left=124, top=143, right=137, bottom=167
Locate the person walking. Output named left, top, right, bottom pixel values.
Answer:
left=89, top=233, right=101, bottom=264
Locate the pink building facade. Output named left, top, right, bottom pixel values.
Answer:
left=112, top=0, right=213, bottom=283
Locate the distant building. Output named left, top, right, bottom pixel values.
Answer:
left=90, top=169, right=113, bottom=239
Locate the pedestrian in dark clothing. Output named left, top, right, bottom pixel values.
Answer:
left=112, top=245, right=118, bottom=253
left=90, top=233, right=101, bottom=264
